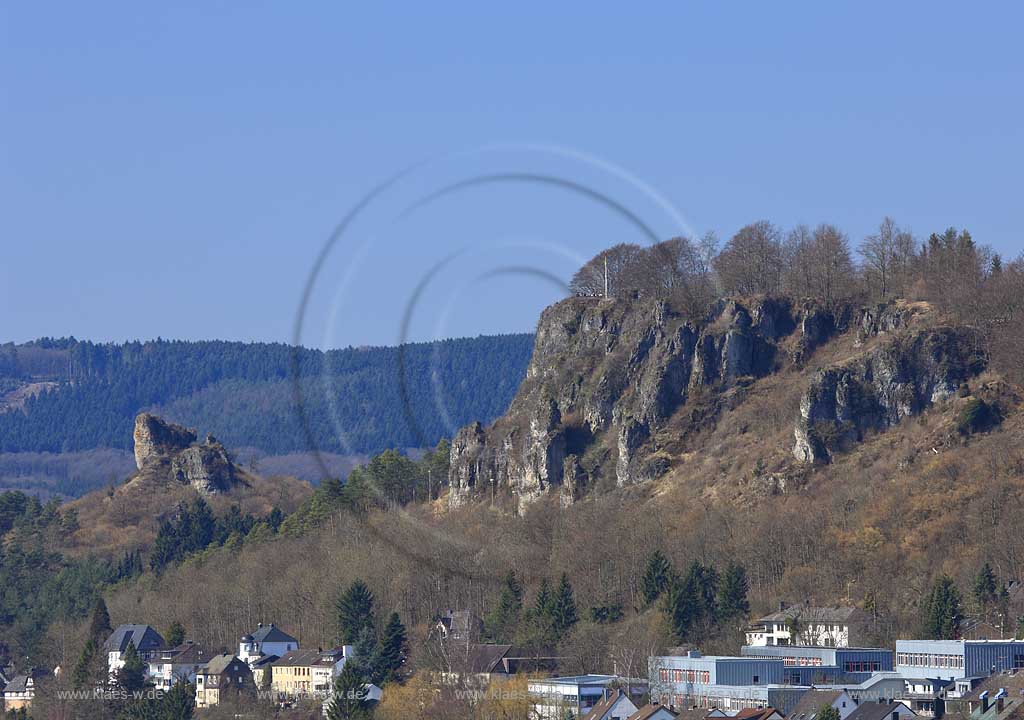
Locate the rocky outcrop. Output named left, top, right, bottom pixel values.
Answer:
left=448, top=295, right=826, bottom=510
left=132, top=413, right=238, bottom=494
left=793, top=327, right=985, bottom=463
left=134, top=412, right=197, bottom=469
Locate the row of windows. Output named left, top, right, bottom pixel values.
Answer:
left=658, top=668, right=711, bottom=684
left=783, top=657, right=824, bottom=667
left=896, top=653, right=964, bottom=669
left=659, top=692, right=766, bottom=711
left=845, top=661, right=883, bottom=672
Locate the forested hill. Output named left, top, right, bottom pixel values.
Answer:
left=0, top=334, right=534, bottom=456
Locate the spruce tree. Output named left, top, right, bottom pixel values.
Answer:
left=158, top=680, right=195, bottom=719
left=485, top=570, right=524, bottom=642
left=336, top=580, right=377, bottom=644
left=165, top=620, right=186, bottom=648
left=641, top=550, right=674, bottom=606
left=717, top=562, right=750, bottom=620
left=922, top=575, right=963, bottom=639
left=326, top=662, right=372, bottom=720
left=71, top=638, right=97, bottom=689
left=116, top=643, right=148, bottom=693
left=376, top=612, right=408, bottom=684
left=973, top=563, right=997, bottom=613
left=88, top=596, right=112, bottom=642
left=551, top=574, right=579, bottom=639
left=534, top=577, right=553, bottom=619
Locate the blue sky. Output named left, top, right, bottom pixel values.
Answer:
left=2, top=3, right=1022, bottom=348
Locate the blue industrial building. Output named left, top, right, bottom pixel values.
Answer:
left=649, top=651, right=874, bottom=713
left=742, top=645, right=894, bottom=673
left=895, top=640, right=1024, bottom=681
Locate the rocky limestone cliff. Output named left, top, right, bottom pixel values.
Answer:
left=793, top=325, right=986, bottom=463
left=133, top=413, right=238, bottom=494
left=448, top=295, right=856, bottom=511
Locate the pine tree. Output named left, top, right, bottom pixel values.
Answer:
left=158, top=680, right=195, bottom=719
left=116, top=643, right=148, bottom=693
left=376, top=612, right=408, bottom=684
left=326, top=662, right=372, bottom=720
left=973, top=563, right=998, bottom=614
left=485, top=570, right=524, bottom=642
left=534, top=577, right=553, bottom=619
left=88, top=596, right=112, bottom=642
left=717, top=562, right=750, bottom=620
left=922, top=575, right=963, bottom=639
left=818, top=706, right=841, bottom=720
left=641, top=550, right=674, bottom=606
left=550, top=573, right=579, bottom=639
left=72, top=638, right=97, bottom=689
left=165, top=620, right=186, bottom=648
left=663, top=573, right=700, bottom=643
left=336, top=580, right=377, bottom=645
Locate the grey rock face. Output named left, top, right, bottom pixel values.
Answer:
left=449, top=295, right=818, bottom=509
left=793, top=327, right=985, bottom=463
left=132, top=413, right=238, bottom=494
left=134, top=412, right=196, bottom=470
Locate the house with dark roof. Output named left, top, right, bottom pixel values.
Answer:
left=1, top=674, right=35, bottom=711
left=238, top=623, right=299, bottom=668
left=150, top=642, right=215, bottom=691
left=734, top=708, right=786, bottom=720
left=581, top=688, right=639, bottom=719
left=195, top=654, right=254, bottom=709
left=787, top=689, right=857, bottom=720
left=946, top=670, right=1024, bottom=720
left=746, top=604, right=871, bottom=648
left=844, top=702, right=917, bottom=720
left=270, top=646, right=352, bottom=697
left=436, top=609, right=484, bottom=642
left=103, top=624, right=166, bottom=678
left=628, top=705, right=679, bottom=720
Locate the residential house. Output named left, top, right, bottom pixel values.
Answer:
left=734, top=709, right=786, bottom=720
left=271, top=646, right=352, bottom=698
left=438, top=643, right=561, bottom=685
left=1, top=675, right=35, bottom=711
left=843, top=702, right=917, bottom=720
left=104, top=625, right=166, bottom=678
left=150, top=642, right=215, bottom=691
left=238, top=623, right=299, bottom=667
left=436, top=609, right=484, bottom=642
left=582, top=688, right=639, bottom=719
left=786, top=690, right=857, bottom=720
left=944, top=670, right=1024, bottom=720
left=746, top=604, right=871, bottom=648
left=251, top=654, right=279, bottom=688
left=528, top=675, right=648, bottom=720
left=628, top=704, right=678, bottom=720
left=195, top=654, right=254, bottom=709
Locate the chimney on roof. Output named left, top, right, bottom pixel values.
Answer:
left=780, top=601, right=788, bottom=612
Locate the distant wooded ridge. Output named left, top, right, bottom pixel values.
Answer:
left=0, top=334, right=535, bottom=456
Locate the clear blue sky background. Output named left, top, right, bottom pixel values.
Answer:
left=3, top=3, right=1022, bottom=348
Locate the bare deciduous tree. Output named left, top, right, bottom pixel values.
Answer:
left=714, top=221, right=784, bottom=296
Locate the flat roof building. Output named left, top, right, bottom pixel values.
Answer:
left=895, top=640, right=1024, bottom=682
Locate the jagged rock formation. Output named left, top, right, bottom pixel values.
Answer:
left=448, top=295, right=850, bottom=511
left=793, top=326, right=986, bottom=463
left=133, top=413, right=238, bottom=494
